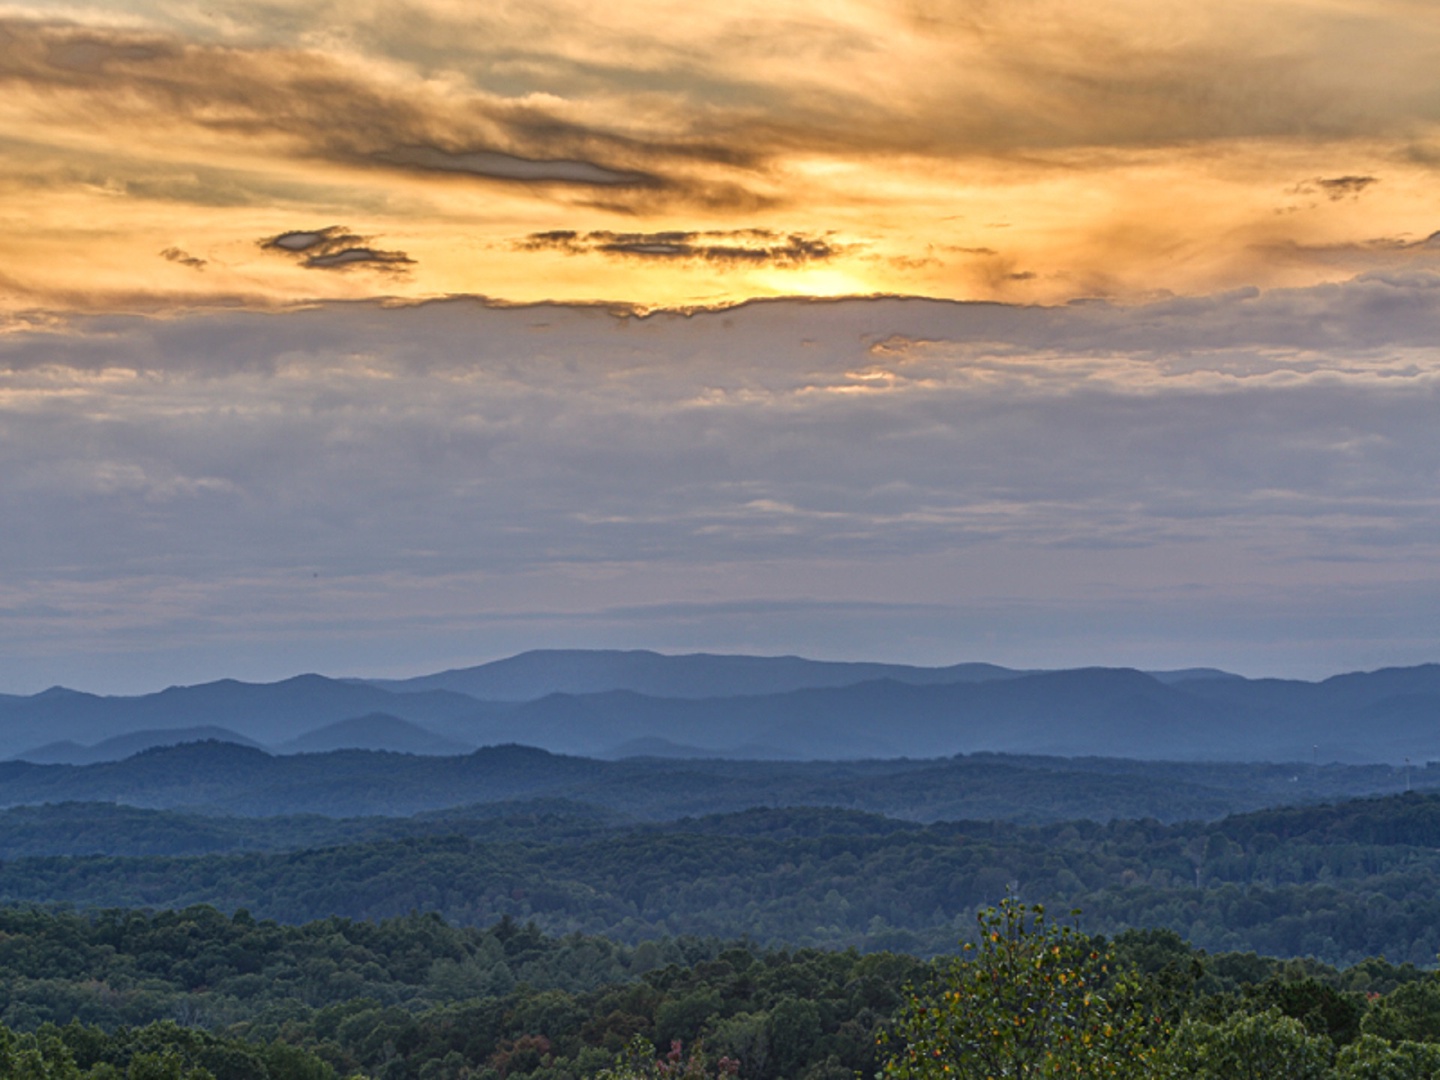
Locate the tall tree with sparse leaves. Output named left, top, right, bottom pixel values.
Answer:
left=882, top=898, right=1168, bottom=1080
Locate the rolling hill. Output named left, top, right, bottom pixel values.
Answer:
left=0, top=740, right=1421, bottom=821
left=12, top=725, right=262, bottom=765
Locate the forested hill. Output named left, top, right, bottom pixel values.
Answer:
left=6, top=791, right=1440, bottom=964
left=0, top=741, right=1423, bottom=821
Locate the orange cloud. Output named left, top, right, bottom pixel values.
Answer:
left=0, top=3, right=1438, bottom=312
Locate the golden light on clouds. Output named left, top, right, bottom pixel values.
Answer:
left=1, top=0, right=1439, bottom=313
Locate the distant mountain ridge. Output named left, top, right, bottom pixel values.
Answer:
left=362, top=649, right=1026, bottom=699
left=1, top=651, right=1439, bottom=765
left=277, top=714, right=473, bottom=756
left=430, top=666, right=1440, bottom=762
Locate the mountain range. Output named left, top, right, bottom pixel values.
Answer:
left=0, top=649, right=1438, bottom=765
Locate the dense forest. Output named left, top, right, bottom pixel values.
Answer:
left=6, top=793, right=1440, bottom=964
left=8, top=728, right=1440, bottom=1075
left=2, top=901, right=1440, bottom=1079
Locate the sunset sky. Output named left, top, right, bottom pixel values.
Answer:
left=3, top=0, right=1440, bottom=691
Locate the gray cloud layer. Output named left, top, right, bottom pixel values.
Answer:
left=2, top=274, right=1439, bottom=689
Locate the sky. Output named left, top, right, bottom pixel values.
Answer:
left=2, top=0, right=1440, bottom=692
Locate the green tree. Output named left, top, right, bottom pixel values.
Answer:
left=0, top=1025, right=84, bottom=1080
left=1332, top=1034, right=1440, bottom=1080
left=595, top=1035, right=739, bottom=1080
left=1248, top=976, right=1365, bottom=1045
left=1362, top=979, right=1440, bottom=1043
left=881, top=899, right=1166, bottom=1080
left=1163, top=1009, right=1331, bottom=1080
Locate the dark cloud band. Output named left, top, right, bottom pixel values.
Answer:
left=1289, top=175, right=1380, bottom=201
left=0, top=18, right=765, bottom=213
left=521, top=228, right=838, bottom=264
left=260, top=226, right=414, bottom=271
left=159, top=247, right=206, bottom=270
left=373, top=146, right=654, bottom=186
